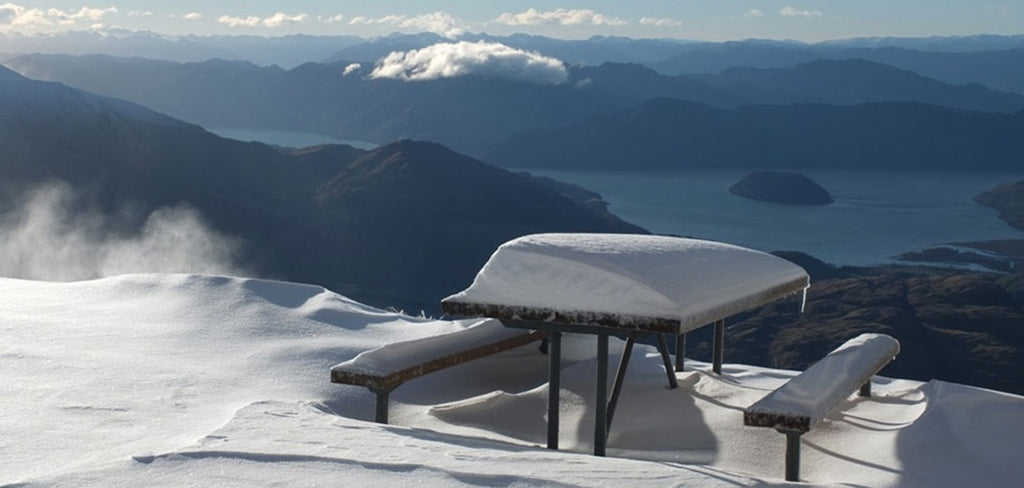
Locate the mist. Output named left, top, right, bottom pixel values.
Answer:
left=0, top=183, right=248, bottom=281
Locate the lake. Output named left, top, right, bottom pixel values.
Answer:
left=206, top=127, right=378, bottom=150
left=526, top=169, right=1024, bottom=266
left=197, top=125, right=1024, bottom=267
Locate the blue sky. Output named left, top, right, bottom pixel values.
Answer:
left=1, top=1, right=1021, bottom=41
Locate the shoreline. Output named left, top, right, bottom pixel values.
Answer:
left=893, top=239, right=1024, bottom=273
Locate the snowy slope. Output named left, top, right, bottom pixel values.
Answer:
left=2, top=274, right=1021, bottom=487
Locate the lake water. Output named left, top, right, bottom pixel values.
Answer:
left=206, top=127, right=378, bottom=150
left=197, top=125, right=1024, bottom=267
left=527, top=169, right=1024, bottom=266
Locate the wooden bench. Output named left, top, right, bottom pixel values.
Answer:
left=331, top=319, right=544, bottom=423
left=743, top=333, right=900, bottom=482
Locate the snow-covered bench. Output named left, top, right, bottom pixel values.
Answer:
left=743, top=333, right=900, bottom=481
left=330, top=319, right=544, bottom=423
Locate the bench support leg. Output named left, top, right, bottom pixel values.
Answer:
left=595, top=333, right=609, bottom=457
left=675, top=333, right=686, bottom=372
left=713, top=319, right=725, bottom=375
left=375, top=391, right=389, bottom=424
left=606, top=334, right=636, bottom=433
left=547, top=331, right=562, bottom=450
left=779, top=428, right=803, bottom=482
left=368, top=384, right=402, bottom=424
left=860, top=379, right=872, bottom=397
left=656, top=334, right=679, bottom=389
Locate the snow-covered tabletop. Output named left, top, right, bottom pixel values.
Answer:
left=442, top=233, right=809, bottom=334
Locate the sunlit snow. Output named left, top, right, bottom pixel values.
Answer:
left=2, top=274, right=1020, bottom=487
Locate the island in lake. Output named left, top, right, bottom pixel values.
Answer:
left=728, top=171, right=834, bottom=205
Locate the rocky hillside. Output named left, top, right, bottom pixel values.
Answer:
left=687, top=266, right=1024, bottom=395
left=975, top=181, right=1024, bottom=231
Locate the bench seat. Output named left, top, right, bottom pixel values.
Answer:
left=331, top=319, right=544, bottom=423
left=744, top=333, right=900, bottom=481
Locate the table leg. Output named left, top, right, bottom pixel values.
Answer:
left=606, top=334, right=635, bottom=432
left=595, top=333, right=609, bottom=457
left=656, top=334, right=679, bottom=389
left=713, top=319, right=725, bottom=374
left=675, top=333, right=686, bottom=372
left=547, top=331, right=561, bottom=450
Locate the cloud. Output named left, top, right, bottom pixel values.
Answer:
left=349, top=11, right=464, bottom=38
left=744, top=9, right=766, bottom=18
left=343, top=62, right=361, bottom=76
left=369, top=41, right=567, bottom=84
left=182, top=12, right=202, bottom=21
left=639, top=17, right=682, bottom=27
left=0, top=4, right=49, bottom=27
left=47, top=6, right=117, bottom=25
left=495, top=8, right=627, bottom=26
left=399, top=11, right=464, bottom=38
left=262, top=12, right=308, bottom=27
left=218, top=15, right=260, bottom=27
left=321, top=14, right=344, bottom=23
left=128, top=10, right=152, bottom=17
left=217, top=12, right=307, bottom=28
left=0, top=184, right=246, bottom=282
left=780, top=6, right=823, bottom=17
left=0, top=4, right=117, bottom=30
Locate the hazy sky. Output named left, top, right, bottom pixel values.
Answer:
left=1, top=1, right=1022, bottom=41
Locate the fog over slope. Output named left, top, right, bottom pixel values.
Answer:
left=0, top=184, right=245, bottom=281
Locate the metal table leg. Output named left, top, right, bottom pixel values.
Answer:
left=594, top=333, right=609, bottom=456
left=547, top=331, right=562, bottom=450
left=675, top=333, right=686, bottom=372
left=713, top=319, right=725, bottom=374
left=656, top=334, right=679, bottom=389
left=606, top=334, right=635, bottom=432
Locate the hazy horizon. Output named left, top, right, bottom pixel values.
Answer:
left=1, top=2, right=1021, bottom=42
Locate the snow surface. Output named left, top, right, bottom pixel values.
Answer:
left=444, top=233, right=809, bottom=331
left=746, top=333, right=901, bottom=429
left=2, top=274, right=1022, bottom=487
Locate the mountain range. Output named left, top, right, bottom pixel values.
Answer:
left=6, top=31, right=1024, bottom=94
left=0, top=66, right=642, bottom=312
left=8, top=53, right=1024, bottom=160
left=487, top=97, right=1024, bottom=170
left=651, top=43, right=1024, bottom=95
left=0, top=29, right=363, bottom=68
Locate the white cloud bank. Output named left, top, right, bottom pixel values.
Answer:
left=218, top=12, right=308, bottom=28
left=780, top=6, right=824, bottom=17
left=0, top=4, right=117, bottom=30
left=349, top=12, right=464, bottom=38
left=217, top=15, right=259, bottom=27
left=370, top=41, right=567, bottom=84
left=639, top=17, right=682, bottom=27
left=0, top=184, right=246, bottom=281
left=182, top=12, right=202, bottom=21
left=495, top=8, right=627, bottom=26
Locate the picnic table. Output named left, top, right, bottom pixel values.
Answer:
left=442, top=233, right=809, bottom=456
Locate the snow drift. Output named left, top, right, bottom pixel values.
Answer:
left=1, top=274, right=1021, bottom=487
